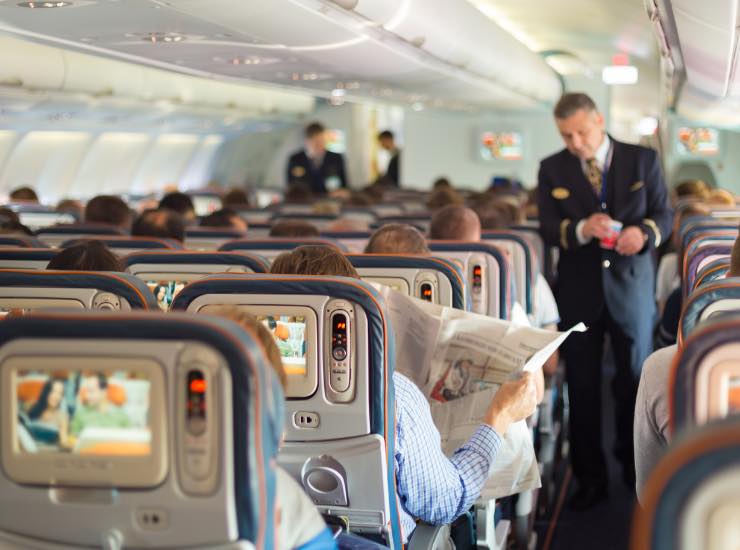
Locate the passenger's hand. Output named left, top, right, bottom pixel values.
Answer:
left=615, top=226, right=646, bottom=256
left=484, top=372, right=537, bottom=435
left=582, top=213, right=612, bottom=240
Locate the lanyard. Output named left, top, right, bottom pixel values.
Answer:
left=599, top=142, right=614, bottom=210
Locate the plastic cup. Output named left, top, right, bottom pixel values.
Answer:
left=600, top=219, right=623, bottom=250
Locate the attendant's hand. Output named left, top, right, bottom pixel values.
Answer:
left=615, top=226, right=646, bottom=256
left=582, top=213, right=612, bottom=240
left=484, top=372, right=537, bottom=435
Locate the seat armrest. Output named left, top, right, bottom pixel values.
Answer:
left=407, top=523, right=453, bottom=550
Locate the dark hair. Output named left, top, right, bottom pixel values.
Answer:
left=221, top=188, right=250, bottom=208
left=432, top=177, right=452, bottom=190
left=270, top=245, right=359, bottom=278
left=305, top=122, right=326, bottom=138
left=85, top=195, right=132, bottom=228
left=269, top=220, right=320, bottom=238
left=378, top=130, right=394, bottom=141
left=132, top=208, right=185, bottom=242
left=365, top=224, right=430, bottom=255
left=48, top=240, right=124, bottom=271
left=429, top=205, right=481, bottom=240
left=200, top=208, right=245, bottom=230
left=27, top=378, right=65, bottom=420
left=158, top=192, right=195, bottom=217
left=553, top=92, right=598, bottom=119
left=284, top=184, right=314, bottom=204
left=674, top=179, right=709, bottom=199
left=9, top=186, right=39, bottom=202
left=471, top=199, right=507, bottom=230
left=427, top=187, right=464, bottom=210
left=730, top=228, right=740, bottom=278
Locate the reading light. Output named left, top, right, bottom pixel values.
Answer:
left=602, top=65, right=638, bottom=85
left=329, top=88, right=346, bottom=106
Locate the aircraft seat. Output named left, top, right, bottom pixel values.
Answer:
left=35, top=224, right=126, bottom=247
left=481, top=231, right=535, bottom=315
left=631, top=419, right=740, bottom=550
left=0, top=269, right=158, bottom=312
left=321, top=231, right=372, bottom=254
left=0, top=235, right=48, bottom=248
left=0, top=248, right=57, bottom=270
left=271, top=214, right=339, bottom=231
left=171, top=273, right=454, bottom=549
left=61, top=236, right=182, bottom=256
left=9, top=205, right=78, bottom=232
left=693, top=257, right=731, bottom=292
left=345, top=253, right=469, bottom=310
left=679, top=278, right=740, bottom=345
left=671, top=313, right=740, bottom=434
left=683, top=244, right=733, bottom=298
left=219, top=238, right=348, bottom=261
left=184, top=228, right=247, bottom=251
left=428, top=242, right=511, bottom=319
left=0, top=311, right=284, bottom=549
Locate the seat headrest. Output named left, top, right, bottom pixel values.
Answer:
left=0, top=269, right=158, bottom=310
left=123, top=251, right=269, bottom=273
left=219, top=238, right=348, bottom=252
left=62, top=236, right=182, bottom=250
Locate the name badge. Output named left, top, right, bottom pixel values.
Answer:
left=292, top=166, right=306, bottom=177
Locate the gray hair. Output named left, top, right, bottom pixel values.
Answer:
left=553, top=93, right=598, bottom=119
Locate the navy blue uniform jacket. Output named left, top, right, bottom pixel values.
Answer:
left=286, top=150, right=348, bottom=194
left=537, top=138, right=673, bottom=336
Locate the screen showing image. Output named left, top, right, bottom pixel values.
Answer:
left=257, top=315, right=307, bottom=376
left=325, top=129, right=346, bottom=154
left=677, top=127, right=719, bottom=156
left=14, top=370, right=151, bottom=456
left=728, top=377, right=740, bottom=414
left=479, top=132, right=523, bottom=161
left=147, top=280, right=186, bottom=310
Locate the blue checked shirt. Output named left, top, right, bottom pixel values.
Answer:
left=393, top=372, right=502, bottom=541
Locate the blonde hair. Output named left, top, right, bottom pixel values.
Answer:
left=209, top=306, right=287, bottom=389
left=707, top=188, right=736, bottom=207
left=271, top=245, right=360, bottom=279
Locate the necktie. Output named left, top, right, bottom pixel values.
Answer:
left=585, top=158, right=602, bottom=196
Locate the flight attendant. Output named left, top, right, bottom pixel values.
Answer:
left=286, top=122, right=348, bottom=194
left=537, top=93, right=672, bottom=509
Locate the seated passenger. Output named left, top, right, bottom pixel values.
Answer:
left=132, top=208, right=185, bottom=243
left=364, top=223, right=430, bottom=255
left=673, top=179, right=709, bottom=202
left=284, top=183, right=314, bottom=204
left=9, top=186, right=39, bottom=203
left=325, top=217, right=369, bottom=232
left=57, top=199, right=85, bottom=220
left=211, top=307, right=336, bottom=550
left=199, top=208, right=248, bottom=232
left=270, top=245, right=538, bottom=541
left=429, top=205, right=481, bottom=241
left=0, top=207, right=32, bottom=236
left=269, top=220, right=320, bottom=238
left=27, top=377, right=72, bottom=449
left=70, top=373, right=130, bottom=437
left=432, top=177, right=453, bottom=190
left=84, top=195, right=132, bottom=231
left=221, top=188, right=250, bottom=209
left=635, top=232, right=740, bottom=501
left=706, top=187, right=735, bottom=207
left=47, top=240, right=124, bottom=271
left=159, top=192, right=196, bottom=223
left=427, top=187, right=464, bottom=211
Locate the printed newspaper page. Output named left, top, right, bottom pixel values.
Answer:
left=373, top=283, right=584, bottom=499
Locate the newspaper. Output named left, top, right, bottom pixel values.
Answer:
left=372, top=284, right=585, bottom=499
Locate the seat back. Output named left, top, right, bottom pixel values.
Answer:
left=693, top=258, right=731, bottom=291
left=188, top=191, right=222, bottom=216
left=271, top=214, right=339, bottom=231
left=124, top=251, right=269, bottom=310
left=0, top=269, right=158, bottom=313
left=671, top=314, right=740, bottom=433
left=683, top=243, right=733, bottom=297
left=62, top=236, right=182, bottom=256
left=346, top=253, right=468, bottom=310
left=680, top=278, right=740, bottom=345
left=10, top=206, right=78, bottom=231
left=0, top=311, right=283, bottom=549
left=631, top=419, right=740, bottom=550
left=219, top=238, right=348, bottom=261
left=374, top=215, right=430, bottom=232
left=481, top=231, right=535, bottom=314
left=0, top=248, right=58, bottom=270
left=321, top=231, right=372, bottom=254
left=36, top=224, right=126, bottom=247
left=0, top=235, right=48, bottom=248
left=171, top=274, right=403, bottom=548
left=184, top=228, right=247, bottom=251
left=428, top=241, right=511, bottom=319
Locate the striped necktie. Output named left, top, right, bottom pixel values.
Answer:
left=585, top=158, right=602, bottom=195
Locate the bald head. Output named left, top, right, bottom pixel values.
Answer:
left=365, top=224, right=430, bottom=255
left=429, top=205, right=481, bottom=241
